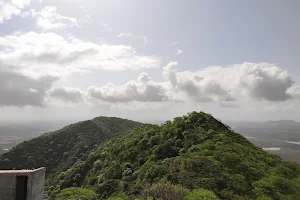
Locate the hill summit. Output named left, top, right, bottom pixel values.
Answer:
left=0, top=116, right=142, bottom=176
left=45, top=111, right=300, bottom=200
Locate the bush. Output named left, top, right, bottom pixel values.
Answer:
left=107, top=192, right=128, bottom=200
left=107, top=197, right=124, bottom=200
left=146, top=182, right=188, bottom=200
left=95, top=180, right=121, bottom=199
left=54, top=187, right=98, bottom=200
left=185, top=188, right=220, bottom=200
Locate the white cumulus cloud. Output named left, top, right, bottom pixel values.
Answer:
left=162, top=62, right=234, bottom=102
left=0, top=31, right=160, bottom=78
left=170, top=62, right=294, bottom=102
left=0, top=0, right=31, bottom=23
left=176, top=49, right=184, bottom=55
left=88, top=73, right=170, bottom=103
left=28, top=6, right=79, bottom=30
left=287, top=85, right=300, bottom=99
left=234, top=62, right=294, bottom=101
left=87, top=62, right=298, bottom=104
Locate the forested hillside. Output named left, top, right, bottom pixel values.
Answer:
left=47, top=112, right=300, bottom=200
left=0, top=117, right=142, bottom=176
left=0, top=149, right=6, bottom=155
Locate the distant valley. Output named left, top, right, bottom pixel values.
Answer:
left=0, top=120, right=76, bottom=154
left=227, top=120, right=300, bottom=163
left=1, top=119, right=299, bottom=164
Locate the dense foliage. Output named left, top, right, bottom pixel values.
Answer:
left=54, top=187, right=98, bottom=200
left=185, top=188, right=220, bottom=200
left=46, top=112, right=300, bottom=200
left=0, top=117, right=141, bottom=177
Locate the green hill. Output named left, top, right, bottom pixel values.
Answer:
left=0, top=117, right=142, bottom=176
left=47, top=112, right=300, bottom=200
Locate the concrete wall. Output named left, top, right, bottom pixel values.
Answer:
left=0, top=168, right=45, bottom=200
left=29, top=168, right=46, bottom=200
left=0, top=174, right=17, bottom=200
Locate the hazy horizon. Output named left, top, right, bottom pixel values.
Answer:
left=0, top=114, right=299, bottom=124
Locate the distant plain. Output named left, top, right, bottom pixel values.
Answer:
left=0, top=119, right=299, bottom=163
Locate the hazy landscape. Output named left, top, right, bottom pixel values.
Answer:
left=1, top=0, right=300, bottom=199
left=1, top=112, right=299, bottom=200
left=227, top=120, right=300, bottom=163
left=1, top=119, right=299, bottom=164
left=0, top=120, right=75, bottom=153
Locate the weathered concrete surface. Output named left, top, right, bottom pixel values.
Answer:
left=30, top=168, right=46, bottom=200
left=0, top=174, right=16, bottom=200
left=0, top=167, right=46, bottom=200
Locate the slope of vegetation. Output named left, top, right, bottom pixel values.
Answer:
left=47, top=112, right=300, bottom=200
left=0, top=117, right=142, bottom=177
left=54, top=187, right=98, bottom=200
left=0, top=149, right=7, bottom=155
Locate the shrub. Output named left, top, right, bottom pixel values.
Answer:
left=107, top=192, right=128, bottom=200
left=185, top=188, right=220, bottom=200
left=146, top=182, right=188, bottom=200
left=96, top=180, right=121, bottom=199
left=54, top=187, right=98, bottom=200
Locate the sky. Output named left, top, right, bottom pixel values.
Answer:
left=0, top=0, right=300, bottom=122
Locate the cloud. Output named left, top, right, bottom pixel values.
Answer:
left=176, top=49, right=184, bottom=55
left=28, top=6, right=79, bottom=30
left=87, top=62, right=298, bottom=104
left=88, top=73, right=170, bottom=103
left=29, top=88, right=38, bottom=93
left=117, top=32, right=133, bottom=37
left=0, top=0, right=31, bottom=23
left=175, top=62, right=294, bottom=102
left=99, top=23, right=111, bottom=31
left=162, top=61, right=178, bottom=87
left=163, top=62, right=295, bottom=102
left=0, top=67, right=57, bottom=107
left=287, top=85, right=300, bottom=99
left=162, top=62, right=234, bottom=102
left=117, top=32, right=148, bottom=45
left=87, top=61, right=233, bottom=104
left=1, top=51, right=295, bottom=107
left=169, top=41, right=179, bottom=46
left=234, top=62, right=294, bottom=101
left=49, top=87, right=83, bottom=103
left=0, top=31, right=160, bottom=78
left=78, top=6, right=90, bottom=21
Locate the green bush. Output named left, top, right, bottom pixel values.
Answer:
left=54, top=187, right=98, bottom=200
left=146, top=182, right=188, bottom=200
left=107, top=197, right=124, bottom=200
left=95, top=180, right=121, bottom=199
left=185, top=188, right=220, bottom=200
left=107, top=192, right=128, bottom=200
